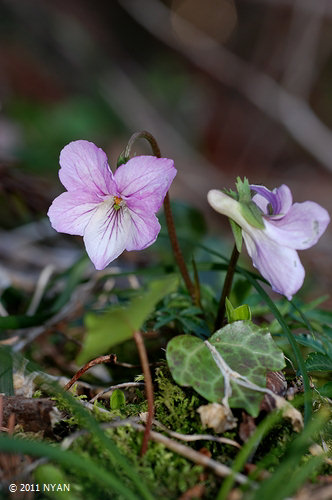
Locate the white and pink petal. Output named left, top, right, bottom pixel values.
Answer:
left=126, top=206, right=161, bottom=251
left=114, top=156, right=176, bottom=212
left=272, top=185, right=293, bottom=216
left=264, top=201, right=330, bottom=250
left=59, top=140, right=116, bottom=196
left=242, top=230, right=305, bottom=300
left=207, top=188, right=307, bottom=299
left=83, top=200, right=132, bottom=270
left=47, top=190, right=100, bottom=236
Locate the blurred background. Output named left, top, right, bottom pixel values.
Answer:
left=0, top=0, right=331, bottom=301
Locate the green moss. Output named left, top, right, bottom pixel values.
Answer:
left=42, top=365, right=226, bottom=499
left=154, top=365, right=203, bottom=434
left=59, top=426, right=213, bottom=500
left=254, top=420, right=295, bottom=471
left=46, top=364, right=329, bottom=499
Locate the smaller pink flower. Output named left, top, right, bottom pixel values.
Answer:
left=208, top=184, right=330, bottom=300
left=48, top=140, right=177, bottom=269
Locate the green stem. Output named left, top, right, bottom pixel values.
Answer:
left=214, top=245, right=239, bottom=330
left=121, top=131, right=197, bottom=304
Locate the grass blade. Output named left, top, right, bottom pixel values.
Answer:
left=43, top=380, right=154, bottom=500
left=217, top=410, right=281, bottom=500
left=239, top=269, right=311, bottom=425
left=0, top=346, right=14, bottom=395
left=0, top=434, right=139, bottom=500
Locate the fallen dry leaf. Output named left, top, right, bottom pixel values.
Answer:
left=260, top=371, right=287, bottom=412
left=239, top=412, right=256, bottom=442
left=197, top=403, right=237, bottom=433
left=294, top=483, right=332, bottom=500
left=309, top=444, right=332, bottom=466
left=275, top=395, right=304, bottom=432
left=178, top=483, right=205, bottom=500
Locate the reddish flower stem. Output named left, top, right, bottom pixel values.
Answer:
left=64, top=354, right=117, bottom=391
left=133, top=330, right=154, bottom=456
left=122, top=131, right=197, bottom=304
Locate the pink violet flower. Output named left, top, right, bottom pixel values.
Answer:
left=207, top=184, right=330, bottom=300
left=48, top=140, right=177, bottom=270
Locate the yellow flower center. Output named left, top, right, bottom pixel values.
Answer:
left=113, top=195, right=123, bottom=211
left=114, top=196, right=122, bottom=205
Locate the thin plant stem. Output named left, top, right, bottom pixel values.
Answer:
left=214, top=245, right=240, bottom=330
left=133, top=330, right=154, bottom=456
left=121, top=131, right=197, bottom=304
left=64, top=354, right=117, bottom=391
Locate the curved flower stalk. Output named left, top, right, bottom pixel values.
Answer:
left=48, top=140, right=177, bottom=270
left=208, top=182, right=330, bottom=300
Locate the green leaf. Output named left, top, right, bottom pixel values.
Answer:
left=295, top=334, right=326, bottom=355
left=305, top=352, right=332, bottom=372
left=229, top=219, right=242, bottom=252
left=237, top=268, right=312, bottom=426
left=235, top=177, right=251, bottom=204
left=225, top=298, right=251, bottom=323
left=116, top=152, right=129, bottom=168
left=321, top=327, right=332, bottom=360
left=305, top=308, right=332, bottom=324
left=317, top=381, right=332, bottom=397
left=34, top=465, right=78, bottom=500
left=0, top=347, right=14, bottom=395
left=0, top=435, right=140, bottom=500
left=77, top=275, right=178, bottom=364
left=235, top=176, right=264, bottom=228
left=0, top=312, right=50, bottom=330
left=166, top=320, right=285, bottom=416
left=239, top=201, right=264, bottom=229
left=171, top=238, right=311, bottom=425
left=222, top=187, right=238, bottom=200
left=110, top=389, right=126, bottom=409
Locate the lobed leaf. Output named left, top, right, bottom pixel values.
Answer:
left=166, top=320, right=285, bottom=416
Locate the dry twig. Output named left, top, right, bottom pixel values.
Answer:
left=61, top=418, right=251, bottom=485
left=89, top=382, right=145, bottom=403
left=26, top=264, right=54, bottom=316
left=64, top=354, right=117, bottom=392
left=133, top=331, right=154, bottom=456
left=140, top=415, right=241, bottom=449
